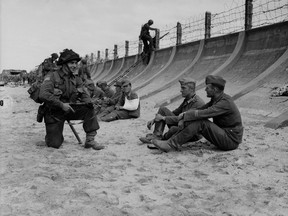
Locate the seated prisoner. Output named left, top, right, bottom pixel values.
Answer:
left=139, top=78, right=205, bottom=144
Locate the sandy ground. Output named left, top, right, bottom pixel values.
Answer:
left=0, top=85, right=288, bottom=216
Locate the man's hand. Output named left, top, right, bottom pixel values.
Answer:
left=178, top=112, right=184, bottom=121
left=178, top=119, right=184, bottom=130
left=147, top=120, right=155, bottom=130
left=155, top=114, right=165, bottom=122
left=62, top=103, right=75, bottom=113
left=115, top=105, right=122, bottom=110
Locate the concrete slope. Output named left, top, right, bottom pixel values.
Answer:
left=99, top=57, right=124, bottom=83
left=137, top=40, right=202, bottom=98
left=95, top=59, right=114, bottom=81
left=133, top=46, right=177, bottom=91
left=130, top=47, right=175, bottom=89
left=125, top=52, right=155, bottom=82
left=107, top=55, right=137, bottom=85
left=147, top=32, right=240, bottom=106
left=159, top=21, right=288, bottom=128
left=88, top=63, right=98, bottom=78
left=91, top=62, right=105, bottom=81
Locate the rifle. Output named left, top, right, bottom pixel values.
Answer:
left=67, top=120, right=82, bottom=144
left=65, top=102, right=95, bottom=145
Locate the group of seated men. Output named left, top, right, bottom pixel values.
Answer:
left=83, top=78, right=140, bottom=122
left=39, top=48, right=243, bottom=153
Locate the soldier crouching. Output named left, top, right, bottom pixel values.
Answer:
left=39, top=49, right=104, bottom=150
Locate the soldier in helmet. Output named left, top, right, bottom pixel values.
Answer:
left=139, top=19, right=158, bottom=53
left=39, top=49, right=104, bottom=150
left=78, top=58, right=91, bottom=81
left=41, top=53, right=59, bottom=78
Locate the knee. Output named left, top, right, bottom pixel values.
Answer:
left=46, top=135, right=63, bottom=149
left=158, top=106, right=169, bottom=115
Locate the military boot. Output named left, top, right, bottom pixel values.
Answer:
left=85, top=131, right=105, bottom=150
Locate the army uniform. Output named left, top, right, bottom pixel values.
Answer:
left=97, top=81, right=115, bottom=98
left=39, top=49, right=102, bottom=150
left=98, top=81, right=123, bottom=119
left=101, top=80, right=140, bottom=122
left=153, top=75, right=244, bottom=152
left=78, top=60, right=91, bottom=81
left=41, top=53, right=58, bottom=79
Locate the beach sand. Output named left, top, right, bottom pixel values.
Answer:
left=0, top=86, right=287, bottom=216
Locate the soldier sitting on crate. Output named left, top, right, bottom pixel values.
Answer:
left=100, top=79, right=140, bottom=122
left=98, top=80, right=123, bottom=120
left=39, top=49, right=104, bottom=150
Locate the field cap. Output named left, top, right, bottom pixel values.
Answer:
left=205, top=75, right=226, bottom=89
left=114, top=81, right=122, bottom=87
left=121, top=79, right=131, bottom=86
left=179, top=78, right=196, bottom=86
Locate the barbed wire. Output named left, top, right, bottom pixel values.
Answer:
left=91, top=0, right=287, bottom=62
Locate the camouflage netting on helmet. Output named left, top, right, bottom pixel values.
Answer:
left=57, top=49, right=81, bottom=66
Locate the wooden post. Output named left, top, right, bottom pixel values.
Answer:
left=245, top=0, right=253, bottom=30
left=125, top=40, right=129, bottom=57
left=113, top=45, right=118, bottom=59
left=105, top=49, right=108, bottom=60
left=155, top=29, right=160, bottom=50
left=176, top=22, right=182, bottom=45
left=97, top=50, right=100, bottom=62
left=138, top=40, right=142, bottom=54
left=205, top=11, right=211, bottom=39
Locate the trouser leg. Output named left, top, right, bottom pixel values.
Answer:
left=153, top=107, right=175, bottom=137
left=142, top=39, right=149, bottom=53
left=98, top=106, right=115, bottom=119
left=45, top=121, right=65, bottom=148
left=100, top=111, right=118, bottom=122
left=147, top=36, right=154, bottom=51
left=169, top=120, right=238, bottom=151
left=67, top=105, right=99, bottom=133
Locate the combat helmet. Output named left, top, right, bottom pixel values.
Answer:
left=57, top=49, right=81, bottom=66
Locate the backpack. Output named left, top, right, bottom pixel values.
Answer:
left=27, top=71, right=61, bottom=104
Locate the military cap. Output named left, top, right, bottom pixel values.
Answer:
left=114, top=81, right=122, bottom=87
left=121, top=79, right=131, bottom=86
left=179, top=78, right=196, bottom=85
left=205, top=75, right=226, bottom=89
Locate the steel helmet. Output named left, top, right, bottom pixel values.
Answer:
left=57, top=49, right=81, bottom=66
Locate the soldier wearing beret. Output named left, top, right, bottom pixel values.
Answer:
left=100, top=79, right=140, bottom=122
left=98, top=80, right=123, bottom=119
left=139, top=78, right=205, bottom=144
left=39, top=49, right=104, bottom=150
left=152, top=75, right=244, bottom=152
